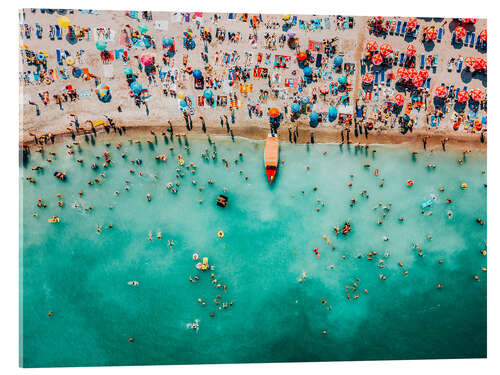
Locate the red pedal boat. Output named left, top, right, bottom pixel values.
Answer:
left=264, top=135, right=279, bottom=184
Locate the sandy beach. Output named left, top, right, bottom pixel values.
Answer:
left=19, top=10, right=486, bottom=151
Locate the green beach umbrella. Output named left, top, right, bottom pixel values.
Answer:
left=338, top=75, right=347, bottom=85
left=96, top=40, right=107, bottom=51
left=123, top=67, right=133, bottom=75
left=138, top=23, right=149, bottom=33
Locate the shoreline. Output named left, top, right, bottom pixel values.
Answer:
left=20, top=121, right=487, bottom=152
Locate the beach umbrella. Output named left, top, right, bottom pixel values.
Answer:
left=464, top=56, right=476, bottom=68
left=96, top=40, right=107, bottom=51
left=406, top=68, right=418, bottom=79
left=184, top=28, right=193, bottom=39
left=461, top=18, right=477, bottom=24
left=374, top=16, right=384, bottom=23
left=362, top=73, right=375, bottom=84
left=309, top=111, right=319, bottom=127
left=435, top=85, right=448, bottom=98
left=412, top=76, right=424, bottom=87
left=95, top=84, right=110, bottom=98
left=379, top=44, right=393, bottom=57
left=162, top=37, right=173, bottom=47
left=470, top=89, right=484, bottom=102
left=268, top=107, right=280, bottom=118
left=371, top=53, right=383, bottom=65
left=123, top=67, right=133, bottom=75
left=282, top=14, right=291, bottom=21
left=338, top=75, right=347, bottom=85
left=365, top=40, right=378, bottom=52
left=130, top=81, right=142, bottom=94
left=425, top=26, right=438, bottom=41
left=319, top=85, right=329, bottom=95
left=328, top=106, right=338, bottom=121
left=403, top=114, right=410, bottom=123
left=287, top=29, right=296, bottom=39
left=397, top=67, right=408, bottom=80
left=479, top=30, right=487, bottom=42
left=418, top=70, right=429, bottom=80
left=300, top=96, right=310, bottom=105
left=333, top=56, right=344, bottom=67
left=291, top=102, right=301, bottom=113
left=297, top=52, right=307, bottom=61
left=179, top=99, right=188, bottom=107
left=193, top=69, right=203, bottom=79
left=407, top=18, right=418, bottom=30
left=138, top=23, right=149, bottom=33
left=140, top=54, right=153, bottom=66
left=177, top=92, right=185, bottom=99
left=474, top=58, right=487, bottom=71
left=394, top=93, right=405, bottom=106
left=65, top=57, right=75, bottom=66
left=57, top=16, right=71, bottom=28
left=203, top=89, right=213, bottom=100
left=303, top=66, right=313, bottom=76
left=457, top=90, right=469, bottom=103
left=454, top=26, right=467, bottom=40
left=406, top=44, right=417, bottom=57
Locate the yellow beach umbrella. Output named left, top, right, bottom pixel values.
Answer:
left=66, top=57, right=75, bottom=66
left=57, top=16, right=71, bottom=28
left=177, top=92, right=185, bottom=99
left=282, top=14, right=290, bottom=21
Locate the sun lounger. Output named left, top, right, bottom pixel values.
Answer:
left=374, top=71, right=379, bottom=86
left=420, top=54, right=425, bottom=69
left=470, top=33, right=475, bottom=47
left=56, top=49, right=62, bottom=65
left=451, top=33, right=456, bottom=44
left=465, top=32, right=471, bottom=46
left=401, top=22, right=407, bottom=35
left=413, top=24, right=420, bottom=38
left=475, top=36, right=481, bottom=49
left=380, top=69, right=385, bottom=84
left=437, top=27, right=443, bottom=42
left=55, top=24, right=62, bottom=40
left=395, top=21, right=401, bottom=35
left=425, top=78, right=431, bottom=90
left=389, top=21, right=396, bottom=35
left=399, top=53, right=405, bottom=66
left=456, top=59, right=462, bottom=72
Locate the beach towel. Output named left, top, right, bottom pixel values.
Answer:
left=79, top=89, right=92, bottom=99
left=155, top=20, right=169, bottom=31
left=102, top=64, right=114, bottom=78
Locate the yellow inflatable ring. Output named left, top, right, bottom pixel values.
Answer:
left=217, top=231, right=224, bottom=238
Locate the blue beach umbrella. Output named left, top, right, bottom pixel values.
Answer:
left=334, top=56, right=344, bottom=67
left=303, top=66, right=313, bottom=76
left=193, top=69, right=203, bottom=79
left=179, top=99, right=188, bottom=107
left=338, top=75, right=347, bottom=85
left=96, top=40, right=107, bottom=51
left=290, top=102, right=301, bottom=113
left=130, top=81, right=142, bottom=94
left=328, top=106, right=338, bottom=122
left=162, top=37, right=173, bottom=47
left=309, top=111, right=319, bottom=127
left=300, top=96, right=310, bottom=105
left=203, top=89, right=213, bottom=100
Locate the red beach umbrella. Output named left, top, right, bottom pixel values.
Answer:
left=319, top=85, right=329, bottom=95
left=397, top=67, right=409, bottom=80
left=470, top=89, right=484, bottom=102
left=425, top=26, right=438, bottom=41
left=379, top=44, right=393, bottom=57
left=406, top=44, right=417, bottom=57
left=362, top=73, right=375, bottom=83
left=394, top=93, right=405, bottom=106
left=365, top=40, right=378, bottom=52
left=412, top=76, right=424, bottom=87
left=474, top=58, right=487, bottom=71
left=297, top=52, right=307, bottom=61
left=461, top=18, right=477, bottom=24
left=407, top=18, right=418, bottom=30
left=457, top=90, right=469, bottom=103
left=454, top=26, right=467, bottom=40
left=479, top=30, right=487, bottom=42
left=418, top=70, right=428, bottom=80
left=435, top=85, right=448, bottom=98
left=268, top=107, right=280, bottom=118
left=374, top=16, right=384, bottom=23
left=464, top=56, right=476, bottom=68
left=406, top=67, right=418, bottom=79
left=372, top=53, right=383, bottom=65
left=140, top=54, right=153, bottom=66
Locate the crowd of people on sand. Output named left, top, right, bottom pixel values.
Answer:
left=21, top=10, right=486, bottom=337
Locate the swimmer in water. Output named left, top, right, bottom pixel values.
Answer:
left=148, top=232, right=153, bottom=241
left=157, top=232, right=162, bottom=239
left=447, top=211, right=453, bottom=219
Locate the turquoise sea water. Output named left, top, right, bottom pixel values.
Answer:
left=20, top=135, right=486, bottom=367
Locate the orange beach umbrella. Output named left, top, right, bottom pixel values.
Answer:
left=464, top=56, right=476, bottom=68
left=268, top=107, right=280, bottom=118
left=425, top=26, right=438, bottom=41
left=474, top=58, right=487, bottom=71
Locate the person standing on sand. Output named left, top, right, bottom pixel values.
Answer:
left=346, top=128, right=350, bottom=144
left=200, top=116, right=206, bottom=133
left=423, top=136, right=427, bottom=150
left=288, top=127, right=292, bottom=143
left=310, top=131, right=315, bottom=144
left=480, top=131, right=485, bottom=143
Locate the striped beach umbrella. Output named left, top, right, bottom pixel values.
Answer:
left=457, top=90, right=469, bottom=103
left=394, top=93, right=405, bottom=106
left=407, top=18, right=418, bottom=30
left=362, top=73, right=375, bottom=83
left=268, top=107, right=280, bottom=118
left=454, top=26, right=467, bottom=40
left=371, top=53, right=383, bottom=65
left=474, top=58, right=487, bottom=71
left=435, top=85, right=448, bottom=98
left=406, top=44, right=417, bottom=57
left=479, top=30, right=487, bottom=42
left=95, top=84, right=110, bottom=98
left=425, top=26, right=438, bottom=41
left=470, top=89, right=484, bottom=102
left=464, top=56, right=476, bottom=68
left=365, top=40, right=378, bottom=52
left=379, top=44, right=393, bottom=57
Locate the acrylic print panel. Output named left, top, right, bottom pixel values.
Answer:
left=19, top=8, right=487, bottom=367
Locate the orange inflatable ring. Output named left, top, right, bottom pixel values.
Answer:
left=185, top=66, right=193, bottom=74
left=374, top=169, right=379, bottom=176
left=407, top=179, right=414, bottom=187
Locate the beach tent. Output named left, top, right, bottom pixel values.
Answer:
left=291, top=102, right=301, bottom=113
left=333, top=56, right=343, bottom=67
left=96, top=40, right=107, bottom=51
left=130, top=81, right=142, bottom=94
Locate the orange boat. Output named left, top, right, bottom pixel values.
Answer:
left=264, top=135, right=279, bottom=183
